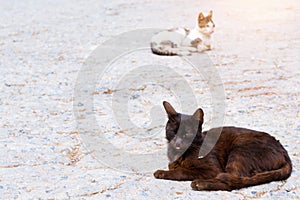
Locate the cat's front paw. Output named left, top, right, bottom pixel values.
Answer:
left=154, top=170, right=167, bottom=179
left=205, top=45, right=211, bottom=50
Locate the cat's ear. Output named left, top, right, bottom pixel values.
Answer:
left=198, top=12, right=205, bottom=21
left=192, top=108, right=204, bottom=123
left=163, top=101, right=177, bottom=117
left=208, top=10, right=213, bottom=19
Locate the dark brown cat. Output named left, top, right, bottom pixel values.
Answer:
left=154, top=101, right=292, bottom=191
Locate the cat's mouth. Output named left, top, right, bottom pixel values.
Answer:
left=169, top=141, right=192, bottom=152
left=172, top=144, right=189, bottom=152
left=205, top=30, right=214, bottom=35
left=169, top=143, right=184, bottom=151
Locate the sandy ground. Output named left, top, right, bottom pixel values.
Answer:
left=0, top=0, right=300, bottom=199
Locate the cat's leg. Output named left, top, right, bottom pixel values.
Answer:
left=196, top=44, right=207, bottom=52
left=182, top=46, right=197, bottom=52
left=168, top=161, right=181, bottom=170
left=205, top=44, right=211, bottom=50
left=191, top=157, right=250, bottom=191
left=196, top=39, right=212, bottom=51
left=191, top=154, right=255, bottom=190
left=161, top=46, right=188, bottom=56
left=167, top=47, right=192, bottom=56
left=154, top=168, right=198, bottom=181
left=191, top=177, right=232, bottom=191
left=191, top=173, right=238, bottom=191
left=178, top=51, right=192, bottom=56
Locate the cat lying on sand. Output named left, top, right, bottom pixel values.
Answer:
left=154, top=102, right=292, bottom=191
left=151, top=11, right=215, bottom=56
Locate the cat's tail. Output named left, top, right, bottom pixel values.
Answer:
left=219, top=161, right=292, bottom=190
left=150, top=42, right=178, bottom=56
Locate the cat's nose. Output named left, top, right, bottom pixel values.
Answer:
left=175, top=139, right=182, bottom=149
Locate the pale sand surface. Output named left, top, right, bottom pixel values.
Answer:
left=0, top=0, right=299, bottom=199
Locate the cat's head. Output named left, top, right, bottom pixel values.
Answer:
left=162, top=101, right=204, bottom=162
left=197, top=10, right=215, bottom=35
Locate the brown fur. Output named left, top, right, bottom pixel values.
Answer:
left=154, top=102, right=292, bottom=191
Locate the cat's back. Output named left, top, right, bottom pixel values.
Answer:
left=151, top=28, right=187, bottom=43
left=204, top=126, right=263, bottom=137
left=204, top=126, right=290, bottom=170
left=206, top=126, right=274, bottom=137
left=205, top=126, right=287, bottom=153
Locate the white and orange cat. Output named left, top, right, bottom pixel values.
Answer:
left=151, top=11, right=215, bottom=56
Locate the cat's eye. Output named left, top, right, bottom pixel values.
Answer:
left=166, top=133, right=175, bottom=141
